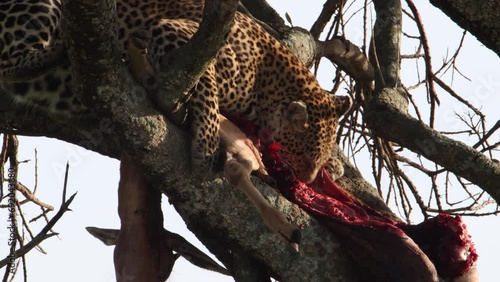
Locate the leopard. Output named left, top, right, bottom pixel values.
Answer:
left=0, top=0, right=352, bottom=185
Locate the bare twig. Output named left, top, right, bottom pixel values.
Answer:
left=474, top=120, right=500, bottom=149
left=33, top=149, right=38, bottom=194
left=14, top=200, right=47, bottom=255
left=433, top=75, right=484, bottom=118
left=406, top=0, right=439, bottom=127
left=0, top=163, right=76, bottom=269
left=0, top=135, right=7, bottom=199
left=16, top=183, right=54, bottom=211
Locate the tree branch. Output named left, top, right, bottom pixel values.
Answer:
left=310, top=0, right=346, bottom=39
left=0, top=90, right=121, bottom=159
left=16, top=183, right=54, bottom=211
left=371, top=0, right=404, bottom=92
left=429, top=0, right=500, bottom=56
left=239, top=0, right=286, bottom=33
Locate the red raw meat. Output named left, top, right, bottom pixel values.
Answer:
left=228, top=114, right=478, bottom=280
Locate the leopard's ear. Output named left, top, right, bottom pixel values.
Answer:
left=286, top=101, right=309, bottom=132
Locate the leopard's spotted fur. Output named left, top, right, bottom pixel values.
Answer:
left=0, top=0, right=351, bottom=183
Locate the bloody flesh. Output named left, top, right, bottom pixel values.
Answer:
left=230, top=115, right=478, bottom=279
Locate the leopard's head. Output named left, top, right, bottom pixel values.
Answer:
left=276, top=91, right=352, bottom=184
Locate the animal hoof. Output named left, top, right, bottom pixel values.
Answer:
left=289, top=229, right=302, bottom=252
left=291, top=228, right=302, bottom=245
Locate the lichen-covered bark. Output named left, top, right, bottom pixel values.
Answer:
left=430, top=0, right=500, bottom=56
left=371, top=0, right=404, bottom=93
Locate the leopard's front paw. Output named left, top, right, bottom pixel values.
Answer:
left=191, top=147, right=223, bottom=180
left=324, top=156, right=344, bottom=181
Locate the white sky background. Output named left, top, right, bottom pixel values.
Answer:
left=1, top=1, right=499, bottom=281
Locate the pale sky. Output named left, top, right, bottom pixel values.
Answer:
left=1, top=1, right=499, bottom=281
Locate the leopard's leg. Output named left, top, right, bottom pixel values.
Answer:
left=325, top=156, right=345, bottom=181
left=127, top=28, right=220, bottom=176
left=188, top=68, right=221, bottom=176
left=0, top=43, right=67, bottom=82
left=127, top=28, right=190, bottom=124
